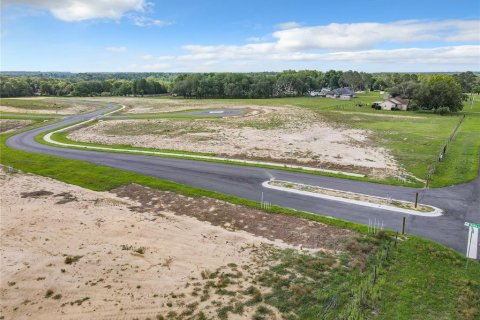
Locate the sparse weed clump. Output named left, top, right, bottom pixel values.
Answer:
left=45, top=289, right=54, bottom=298
left=64, top=255, right=82, bottom=264
left=134, top=247, right=146, bottom=254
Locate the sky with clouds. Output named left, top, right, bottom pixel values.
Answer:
left=1, top=0, right=479, bottom=72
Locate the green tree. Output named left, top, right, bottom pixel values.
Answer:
left=454, top=71, right=478, bottom=93
left=413, top=75, right=463, bottom=113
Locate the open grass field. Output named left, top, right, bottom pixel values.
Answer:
left=1, top=116, right=479, bottom=320
left=68, top=93, right=480, bottom=187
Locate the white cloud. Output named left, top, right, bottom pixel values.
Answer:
left=131, top=44, right=479, bottom=72
left=137, top=19, right=479, bottom=71
left=106, top=46, right=127, bottom=52
left=145, top=45, right=479, bottom=66
left=275, top=21, right=302, bottom=30
left=272, top=45, right=480, bottom=65
left=272, top=20, right=480, bottom=51
left=129, top=15, right=173, bottom=27
left=4, top=0, right=145, bottom=21
left=141, top=54, right=175, bottom=60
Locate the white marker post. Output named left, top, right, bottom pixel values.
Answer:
left=465, top=222, right=479, bottom=260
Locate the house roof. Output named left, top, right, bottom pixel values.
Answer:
left=333, top=87, right=355, bottom=95
left=389, top=97, right=410, bottom=105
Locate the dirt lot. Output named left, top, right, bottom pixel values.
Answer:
left=69, top=104, right=400, bottom=178
left=0, top=171, right=361, bottom=319
left=0, top=120, right=34, bottom=133
left=0, top=98, right=98, bottom=115
left=88, top=97, right=246, bottom=114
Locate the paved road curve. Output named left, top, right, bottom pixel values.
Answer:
left=6, top=105, right=480, bottom=254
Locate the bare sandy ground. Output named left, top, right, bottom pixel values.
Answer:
left=87, top=97, right=245, bottom=114
left=0, top=98, right=98, bottom=115
left=0, top=120, right=34, bottom=133
left=69, top=105, right=400, bottom=178
left=0, top=170, right=357, bottom=319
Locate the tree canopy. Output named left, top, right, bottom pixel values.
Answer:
left=1, top=71, right=477, bottom=108
left=412, top=75, right=464, bottom=113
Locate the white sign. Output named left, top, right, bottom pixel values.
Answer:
left=465, top=221, right=480, bottom=229
left=466, top=225, right=479, bottom=260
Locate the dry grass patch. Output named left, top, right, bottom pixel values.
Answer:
left=0, top=119, right=34, bottom=133
left=69, top=104, right=402, bottom=179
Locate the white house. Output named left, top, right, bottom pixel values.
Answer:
left=377, top=97, right=410, bottom=111
left=339, top=95, right=352, bottom=100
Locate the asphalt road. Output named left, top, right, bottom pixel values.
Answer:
left=6, top=105, right=480, bottom=254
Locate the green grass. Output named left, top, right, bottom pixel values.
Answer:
left=0, top=114, right=59, bottom=120
left=255, top=247, right=362, bottom=319
left=373, top=237, right=480, bottom=320
left=1, top=129, right=370, bottom=234
left=38, top=121, right=421, bottom=187
left=182, top=93, right=479, bottom=187
left=82, top=93, right=480, bottom=186
left=145, top=92, right=383, bottom=109
left=432, top=115, right=480, bottom=186
left=2, top=121, right=479, bottom=319
left=0, top=97, right=67, bottom=110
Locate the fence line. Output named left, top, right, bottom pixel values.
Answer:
left=425, top=114, right=466, bottom=188
left=342, top=234, right=397, bottom=318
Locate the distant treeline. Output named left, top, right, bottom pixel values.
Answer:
left=172, top=70, right=375, bottom=98
left=1, top=70, right=478, bottom=98
left=0, top=76, right=171, bottom=97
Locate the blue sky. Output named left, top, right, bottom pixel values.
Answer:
left=1, top=0, right=479, bottom=72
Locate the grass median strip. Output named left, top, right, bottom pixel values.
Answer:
left=266, top=180, right=439, bottom=216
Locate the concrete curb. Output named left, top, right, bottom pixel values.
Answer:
left=262, top=180, right=443, bottom=217
left=43, top=105, right=365, bottom=178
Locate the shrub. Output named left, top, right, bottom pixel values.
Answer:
left=434, top=106, right=451, bottom=115
left=134, top=247, right=145, bottom=254
left=45, top=289, right=54, bottom=298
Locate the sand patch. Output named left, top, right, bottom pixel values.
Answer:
left=0, top=170, right=362, bottom=319
left=87, top=97, right=248, bottom=114
left=69, top=105, right=401, bottom=178
left=0, top=120, right=34, bottom=133
left=0, top=98, right=99, bottom=115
